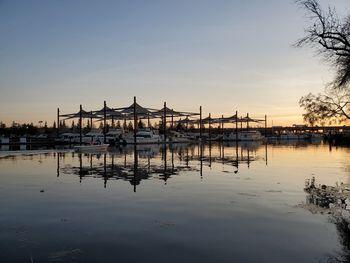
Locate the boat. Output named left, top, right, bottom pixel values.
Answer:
left=55, top=133, right=81, bottom=143
left=82, top=129, right=104, bottom=144
left=223, top=131, right=264, bottom=141
left=105, top=128, right=124, bottom=145
left=122, top=129, right=162, bottom=144
left=279, top=132, right=308, bottom=140
left=168, top=131, right=192, bottom=143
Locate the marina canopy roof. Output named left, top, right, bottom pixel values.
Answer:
left=59, top=101, right=267, bottom=124
left=60, top=109, right=99, bottom=120
left=202, top=114, right=238, bottom=124
left=152, top=107, right=199, bottom=118
left=92, top=106, right=114, bottom=115
left=176, top=116, right=198, bottom=124
left=115, top=102, right=156, bottom=115
left=200, top=114, right=265, bottom=124
left=240, top=116, right=265, bottom=123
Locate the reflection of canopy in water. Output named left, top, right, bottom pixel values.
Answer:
left=58, top=143, right=265, bottom=189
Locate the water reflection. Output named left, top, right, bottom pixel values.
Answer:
left=303, top=178, right=350, bottom=262
left=1, top=141, right=350, bottom=263
left=58, top=142, right=266, bottom=191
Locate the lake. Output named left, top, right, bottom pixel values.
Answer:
left=0, top=141, right=349, bottom=262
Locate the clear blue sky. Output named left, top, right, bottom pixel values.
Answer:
left=0, top=0, right=348, bottom=126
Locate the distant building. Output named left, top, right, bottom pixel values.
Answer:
left=292, top=124, right=308, bottom=128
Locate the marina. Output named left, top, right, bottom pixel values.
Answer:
left=2, top=97, right=348, bottom=148
left=1, top=0, right=350, bottom=262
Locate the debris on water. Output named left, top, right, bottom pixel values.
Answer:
left=266, top=190, right=282, bottom=193
left=238, top=192, right=258, bottom=197
left=40, top=189, right=44, bottom=193
left=154, top=220, right=175, bottom=227
left=48, top=248, right=82, bottom=262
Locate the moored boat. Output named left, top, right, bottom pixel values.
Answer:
left=223, top=131, right=264, bottom=141
left=122, top=129, right=162, bottom=144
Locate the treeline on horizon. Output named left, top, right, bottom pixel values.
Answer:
left=0, top=119, right=200, bottom=137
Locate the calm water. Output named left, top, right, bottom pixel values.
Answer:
left=0, top=142, right=349, bottom=263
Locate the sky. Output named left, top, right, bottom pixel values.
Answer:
left=0, top=0, right=349, bottom=126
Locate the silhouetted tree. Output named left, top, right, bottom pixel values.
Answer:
left=127, top=121, right=133, bottom=131
left=122, top=120, right=127, bottom=130
left=116, top=120, right=121, bottom=129
left=176, top=122, right=183, bottom=131
left=300, top=87, right=350, bottom=124
left=138, top=119, right=145, bottom=128
left=296, top=0, right=350, bottom=124
left=296, top=0, right=350, bottom=88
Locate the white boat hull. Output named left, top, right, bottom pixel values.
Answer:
left=124, top=137, right=162, bottom=144
left=223, top=131, right=263, bottom=141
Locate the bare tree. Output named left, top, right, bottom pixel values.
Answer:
left=299, top=87, right=350, bottom=124
left=296, top=0, right=350, bottom=88
left=296, top=0, right=350, bottom=124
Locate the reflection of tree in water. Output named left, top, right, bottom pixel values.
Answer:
left=304, top=177, right=350, bottom=262
left=328, top=215, right=350, bottom=263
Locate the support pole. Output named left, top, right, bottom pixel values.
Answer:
left=57, top=152, right=60, bottom=177
left=163, top=102, right=167, bottom=142
left=133, top=143, right=138, bottom=192
left=208, top=113, right=211, bottom=140
left=133, top=96, right=137, bottom=144
left=264, top=114, right=267, bottom=138
left=90, top=111, right=93, bottom=130
left=171, top=109, right=174, bottom=130
left=79, top=104, right=82, bottom=145
left=221, top=114, right=224, bottom=135
left=103, top=153, right=107, bottom=188
left=57, top=108, right=60, bottom=138
left=103, top=100, right=107, bottom=144
left=240, top=116, right=243, bottom=130
left=235, top=111, right=238, bottom=141
left=246, top=113, right=249, bottom=130
left=199, top=106, right=202, bottom=141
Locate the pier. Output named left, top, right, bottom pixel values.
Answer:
left=1, top=97, right=349, bottom=146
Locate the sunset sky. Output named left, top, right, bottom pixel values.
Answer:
left=0, top=0, right=349, bottom=126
